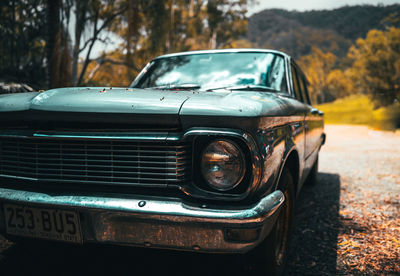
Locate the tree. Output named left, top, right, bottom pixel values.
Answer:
left=0, top=0, right=47, bottom=88
left=326, top=69, right=354, bottom=99
left=298, top=47, right=337, bottom=104
left=46, top=0, right=73, bottom=88
left=84, top=0, right=253, bottom=86
left=66, top=0, right=128, bottom=86
left=206, top=0, right=249, bottom=49
left=1, top=0, right=255, bottom=88
left=347, top=27, right=400, bottom=107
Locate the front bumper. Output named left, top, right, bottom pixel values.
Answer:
left=0, top=188, right=284, bottom=253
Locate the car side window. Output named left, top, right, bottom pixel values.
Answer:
left=298, top=74, right=311, bottom=105
left=290, top=64, right=302, bottom=102
left=294, top=66, right=309, bottom=105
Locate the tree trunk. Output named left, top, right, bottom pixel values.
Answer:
left=168, top=0, right=175, bottom=52
left=46, top=0, right=61, bottom=88
left=189, top=0, right=194, bottom=17
left=210, top=31, right=217, bottom=49
left=72, top=1, right=88, bottom=86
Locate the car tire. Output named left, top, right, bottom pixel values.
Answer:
left=245, top=168, right=295, bottom=276
left=305, top=155, right=319, bottom=186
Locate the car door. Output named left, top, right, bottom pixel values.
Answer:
left=292, top=62, right=324, bottom=172
left=288, top=61, right=307, bottom=170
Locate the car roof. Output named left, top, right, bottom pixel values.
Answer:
left=154, top=48, right=291, bottom=60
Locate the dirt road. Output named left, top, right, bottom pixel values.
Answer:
left=0, top=125, right=399, bottom=275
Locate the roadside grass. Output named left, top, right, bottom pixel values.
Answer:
left=316, top=94, right=400, bottom=130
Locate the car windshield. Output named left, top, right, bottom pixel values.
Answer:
left=131, top=52, right=288, bottom=92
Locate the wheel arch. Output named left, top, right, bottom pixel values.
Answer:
left=275, top=148, right=300, bottom=196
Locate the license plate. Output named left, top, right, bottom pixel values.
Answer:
left=3, top=204, right=82, bottom=244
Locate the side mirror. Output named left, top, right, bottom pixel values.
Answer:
left=311, top=108, right=324, bottom=116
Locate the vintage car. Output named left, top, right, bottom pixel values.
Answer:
left=0, top=49, right=324, bottom=274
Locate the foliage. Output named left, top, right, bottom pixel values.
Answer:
left=55, top=0, right=129, bottom=87
left=84, top=49, right=131, bottom=87
left=206, top=0, right=249, bottom=49
left=0, top=0, right=47, bottom=88
left=247, top=6, right=400, bottom=107
left=0, top=0, right=251, bottom=88
left=87, top=0, right=251, bottom=86
left=298, top=47, right=337, bottom=104
left=247, top=5, right=400, bottom=58
left=297, top=26, right=400, bottom=108
left=347, top=27, right=400, bottom=107
left=317, top=94, right=400, bottom=130
left=1, top=1, right=399, bottom=99
left=273, top=5, right=400, bottom=41
left=326, top=69, right=354, bottom=99
left=247, top=10, right=351, bottom=59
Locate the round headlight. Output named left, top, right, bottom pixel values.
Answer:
left=200, top=140, right=246, bottom=191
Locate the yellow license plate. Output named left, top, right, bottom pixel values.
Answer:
left=3, top=204, right=82, bottom=244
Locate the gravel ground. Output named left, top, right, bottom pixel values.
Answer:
left=0, top=124, right=399, bottom=275
left=286, top=125, right=400, bottom=275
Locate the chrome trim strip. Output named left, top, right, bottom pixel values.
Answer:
left=0, top=130, right=181, bottom=141
left=259, top=116, right=305, bottom=129
left=154, top=48, right=290, bottom=60
left=286, top=56, right=293, bottom=96
left=0, top=174, right=38, bottom=181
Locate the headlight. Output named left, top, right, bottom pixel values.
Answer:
left=200, top=139, right=246, bottom=191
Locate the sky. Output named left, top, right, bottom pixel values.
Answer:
left=247, top=0, right=400, bottom=14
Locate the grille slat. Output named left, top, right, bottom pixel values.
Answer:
left=1, top=159, right=187, bottom=171
left=2, top=149, right=190, bottom=160
left=1, top=164, right=187, bottom=176
left=1, top=158, right=189, bottom=168
left=0, top=138, right=191, bottom=186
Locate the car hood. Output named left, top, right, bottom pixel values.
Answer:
left=0, top=87, right=190, bottom=114
left=0, top=87, right=301, bottom=129
left=180, top=90, right=293, bottom=117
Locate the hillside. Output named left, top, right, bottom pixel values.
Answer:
left=246, top=4, right=400, bottom=58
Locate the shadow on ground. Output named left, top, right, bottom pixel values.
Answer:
left=0, top=240, right=248, bottom=276
left=0, top=172, right=341, bottom=276
left=285, top=172, right=341, bottom=276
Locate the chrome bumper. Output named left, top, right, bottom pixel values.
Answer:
left=0, top=188, right=284, bottom=253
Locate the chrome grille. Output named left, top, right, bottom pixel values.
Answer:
left=0, top=138, right=191, bottom=186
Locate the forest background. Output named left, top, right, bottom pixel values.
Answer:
left=0, top=0, right=399, bottom=129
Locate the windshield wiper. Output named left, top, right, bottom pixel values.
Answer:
left=206, top=85, right=276, bottom=92
left=147, top=83, right=201, bottom=90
